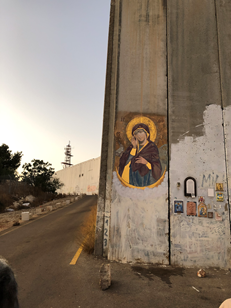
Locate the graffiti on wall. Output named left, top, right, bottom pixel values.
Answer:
left=87, top=185, right=97, bottom=193
left=114, top=112, right=167, bottom=190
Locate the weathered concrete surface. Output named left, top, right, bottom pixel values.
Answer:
left=96, top=0, right=231, bottom=268
left=216, top=0, right=231, bottom=213
left=55, top=157, right=100, bottom=195
left=101, top=0, right=169, bottom=263
left=167, top=1, right=230, bottom=268
left=223, top=106, right=231, bottom=214
left=170, top=105, right=230, bottom=268
left=168, top=0, right=221, bottom=145
left=117, top=0, right=167, bottom=115
left=95, top=0, right=120, bottom=256
left=109, top=171, right=168, bottom=264
left=99, top=263, right=111, bottom=290
left=215, top=0, right=231, bottom=109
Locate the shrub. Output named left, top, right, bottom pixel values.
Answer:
left=0, top=181, right=58, bottom=211
left=0, top=193, right=14, bottom=213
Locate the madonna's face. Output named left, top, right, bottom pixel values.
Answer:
left=134, top=129, right=147, bottom=144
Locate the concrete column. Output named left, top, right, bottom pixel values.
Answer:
left=94, top=0, right=121, bottom=256
left=96, top=0, right=169, bottom=264
left=168, top=0, right=230, bottom=268
left=215, top=0, right=231, bottom=216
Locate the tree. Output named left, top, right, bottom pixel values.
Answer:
left=21, top=159, right=63, bottom=193
left=0, top=144, right=22, bottom=181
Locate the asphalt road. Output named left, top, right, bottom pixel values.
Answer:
left=0, top=195, right=97, bottom=308
left=0, top=195, right=230, bottom=308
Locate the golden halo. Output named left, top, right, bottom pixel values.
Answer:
left=126, top=116, right=157, bottom=142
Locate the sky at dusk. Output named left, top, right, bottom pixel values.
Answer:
left=0, top=0, right=110, bottom=174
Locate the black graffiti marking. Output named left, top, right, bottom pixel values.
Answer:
left=104, top=228, right=108, bottom=237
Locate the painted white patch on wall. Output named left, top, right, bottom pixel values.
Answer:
left=112, top=170, right=168, bottom=200
left=108, top=171, right=169, bottom=264
left=170, top=104, right=230, bottom=268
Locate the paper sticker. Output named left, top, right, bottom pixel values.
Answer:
left=216, top=183, right=224, bottom=191
left=216, top=192, right=224, bottom=202
left=174, top=201, right=184, bottom=213
left=198, top=203, right=207, bottom=217
left=187, top=201, right=197, bottom=216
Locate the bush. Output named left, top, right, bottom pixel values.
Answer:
left=0, top=181, right=59, bottom=211
left=77, top=205, right=97, bottom=254
left=0, top=193, right=14, bottom=213
left=0, top=201, right=6, bottom=213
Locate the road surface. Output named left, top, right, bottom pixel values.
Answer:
left=0, top=195, right=230, bottom=308
left=0, top=195, right=97, bottom=307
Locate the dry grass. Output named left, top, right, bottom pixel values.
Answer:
left=77, top=204, right=97, bottom=254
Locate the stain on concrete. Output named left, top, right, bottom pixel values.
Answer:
left=132, top=266, right=185, bottom=287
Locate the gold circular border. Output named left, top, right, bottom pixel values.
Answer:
left=126, top=116, right=157, bottom=142
left=116, top=167, right=166, bottom=190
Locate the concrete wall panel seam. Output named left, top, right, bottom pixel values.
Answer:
left=95, top=0, right=117, bottom=256
left=103, top=0, right=122, bottom=258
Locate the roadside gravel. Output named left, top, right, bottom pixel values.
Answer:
left=0, top=196, right=79, bottom=232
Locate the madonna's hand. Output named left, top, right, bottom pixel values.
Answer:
left=131, top=136, right=137, bottom=148
left=135, top=157, right=148, bottom=165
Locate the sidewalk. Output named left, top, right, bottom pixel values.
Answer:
left=73, top=253, right=231, bottom=308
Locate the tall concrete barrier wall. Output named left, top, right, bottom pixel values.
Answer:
left=168, top=0, right=230, bottom=268
left=95, top=0, right=231, bottom=268
left=55, top=157, right=100, bottom=195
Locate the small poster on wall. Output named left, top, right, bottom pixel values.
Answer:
left=216, top=183, right=224, bottom=191
left=198, top=203, right=207, bottom=217
left=215, top=212, right=222, bottom=221
left=187, top=201, right=197, bottom=216
left=174, top=201, right=183, bottom=213
left=216, top=192, right=224, bottom=202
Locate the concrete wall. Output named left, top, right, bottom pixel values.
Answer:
left=95, top=0, right=169, bottom=264
left=168, top=0, right=230, bottom=268
left=216, top=0, right=231, bottom=210
left=96, top=0, right=231, bottom=268
left=109, top=0, right=168, bottom=264
left=55, top=157, right=100, bottom=195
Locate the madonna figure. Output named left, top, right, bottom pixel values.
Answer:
left=118, top=122, right=162, bottom=187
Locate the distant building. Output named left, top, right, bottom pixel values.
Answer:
left=55, top=157, right=100, bottom=195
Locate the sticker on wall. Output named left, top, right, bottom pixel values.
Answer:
left=198, top=196, right=205, bottom=203
left=187, top=201, right=197, bottom=216
left=208, top=189, right=214, bottom=197
left=184, top=177, right=197, bottom=198
left=216, top=183, right=224, bottom=191
left=114, top=114, right=167, bottom=190
left=215, top=212, right=222, bottom=221
left=174, top=201, right=183, bottom=213
left=216, top=192, right=224, bottom=202
left=208, top=212, right=214, bottom=219
left=198, top=203, right=207, bottom=217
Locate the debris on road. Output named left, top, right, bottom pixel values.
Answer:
left=99, top=264, right=111, bottom=291
left=13, top=221, right=20, bottom=226
left=192, top=286, right=200, bottom=292
left=197, top=268, right=206, bottom=278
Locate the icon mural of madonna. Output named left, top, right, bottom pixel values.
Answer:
left=118, top=119, right=163, bottom=188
